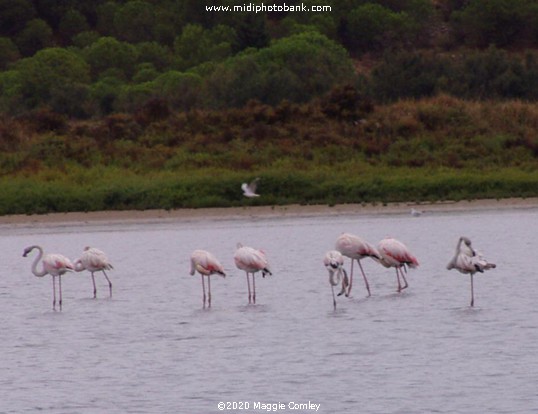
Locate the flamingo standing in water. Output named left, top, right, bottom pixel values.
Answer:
left=447, top=236, right=496, bottom=307
left=323, top=250, right=349, bottom=309
left=74, top=247, right=113, bottom=298
left=335, top=233, right=381, bottom=297
left=23, top=245, right=74, bottom=310
left=234, top=243, right=272, bottom=304
left=190, top=249, right=226, bottom=308
left=377, top=237, right=419, bottom=292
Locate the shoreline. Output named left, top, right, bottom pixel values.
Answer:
left=1, top=198, right=537, bottom=226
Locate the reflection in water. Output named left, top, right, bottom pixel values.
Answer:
left=1, top=208, right=538, bottom=413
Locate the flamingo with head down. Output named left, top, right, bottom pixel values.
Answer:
left=376, top=237, right=419, bottom=292
left=190, top=249, right=226, bottom=308
left=234, top=243, right=272, bottom=304
left=74, top=247, right=114, bottom=298
left=323, top=250, right=348, bottom=309
left=335, top=233, right=381, bottom=297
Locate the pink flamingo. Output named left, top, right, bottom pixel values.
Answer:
left=323, top=250, right=349, bottom=309
left=23, top=245, right=74, bottom=310
left=377, top=237, right=419, bottom=292
left=190, top=249, right=226, bottom=308
left=335, top=233, right=381, bottom=297
left=234, top=243, right=272, bottom=304
left=74, top=247, right=114, bottom=298
left=447, top=236, right=496, bottom=307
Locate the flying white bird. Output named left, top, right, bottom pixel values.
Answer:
left=241, top=178, right=260, bottom=197
left=447, top=236, right=496, bottom=307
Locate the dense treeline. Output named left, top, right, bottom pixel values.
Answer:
left=3, top=0, right=538, bottom=117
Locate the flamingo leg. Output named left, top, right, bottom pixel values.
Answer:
left=395, top=268, right=402, bottom=292
left=102, top=270, right=112, bottom=297
left=470, top=274, right=474, bottom=307
left=346, top=259, right=354, bottom=297
left=52, top=276, right=57, bottom=310
left=357, top=260, right=371, bottom=297
left=399, top=267, right=409, bottom=290
left=331, top=285, right=337, bottom=310
left=58, top=275, right=62, bottom=311
left=208, top=275, right=211, bottom=308
left=201, top=274, right=206, bottom=308
left=246, top=272, right=252, bottom=304
left=91, top=272, right=97, bottom=298
left=252, top=273, right=256, bottom=304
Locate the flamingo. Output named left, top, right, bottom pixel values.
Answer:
left=447, top=236, right=496, bottom=307
left=74, top=247, right=113, bottom=298
left=323, top=250, right=349, bottom=309
left=377, top=237, right=419, bottom=292
left=190, top=249, right=226, bottom=308
left=241, top=178, right=260, bottom=197
left=335, top=233, right=381, bottom=297
left=234, top=243, right=272, bottom=304
left=23, top=245, right=74, bottom=310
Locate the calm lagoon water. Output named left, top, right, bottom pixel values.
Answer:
left=1, top=207, right=537, bottom=413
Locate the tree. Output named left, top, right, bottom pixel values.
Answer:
left=0, top=37, right=20, bottom=69
left=0, top=0, right=35, bottom=36
left=15, top=18, right=53, bottom=56
left=58, top=9, right=90, bottom=43
left=451, top=0, right=532, bottom=47
left=83, top=36, right=138, bottom=79
left=14, top=47, right=90, bottom=114
left=150, top=71, right=203, bottom=110
left=136, top=42, right=171, bottom=71
left=235, top=13, right=270, bottom=50
left=113, top=0, right=156, bottom=43
left=370, top=50, right=448, bottom=101
left=206, top=31, right=355, bottom=108
left=342, top=4, right=410, bottom=53
left=173, top=24, right=236, bottom=70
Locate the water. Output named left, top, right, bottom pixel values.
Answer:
left=1, top=207, right=537, bottom=413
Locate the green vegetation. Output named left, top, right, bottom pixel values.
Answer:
left=1, top=95, right=538, bottom=214
left=1, top=1, right=538, bottom=214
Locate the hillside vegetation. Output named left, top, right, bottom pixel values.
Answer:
left=1, top=0, right=538, bottom=213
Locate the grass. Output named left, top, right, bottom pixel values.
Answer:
left=1, top=166, right=537, bottom=215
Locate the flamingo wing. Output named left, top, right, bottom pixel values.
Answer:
left=379, top=238, right=419, bottom=267
left=82, top=248, right=113, bottom=271
left=43, top=254, right=74, bottom=275
left=336, top=233, right=380, bottom=259
left=234, top=247, right=268, bottom=272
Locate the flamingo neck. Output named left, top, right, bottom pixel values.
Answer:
left=29, top=246, right=47, bottom=277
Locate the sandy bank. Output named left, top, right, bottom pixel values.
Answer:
left=1, top=198, right=537, bottom=226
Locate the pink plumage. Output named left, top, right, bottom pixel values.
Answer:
left=335, top=233, right=380, bottom=297
left=23, top=245, right=74, bottom=310
left=377, top=237, right=419, bottom=292
left=190, top=249, right=226, bottom=308
left=74, top=247, right=113, bottom=298
left=234, top=243, right=272, bottom=304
